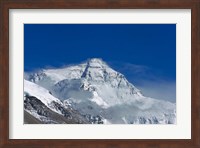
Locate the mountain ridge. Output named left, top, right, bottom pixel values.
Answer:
left=24, top=58, right=176, bottom=124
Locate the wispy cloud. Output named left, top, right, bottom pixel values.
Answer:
left=136, top=80, right=176, bottom=103
left=108, top=61, right=176, bottom=103
left=108, top=61, right=160, bottom=81
left=119, top=63, right=149, bottom=74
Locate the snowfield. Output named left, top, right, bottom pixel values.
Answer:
left=24, top=79, right=63, bottom=115
left=24, top=58, right=176, bottom=124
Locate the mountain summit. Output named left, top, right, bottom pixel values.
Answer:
left=24, top=58, right=176, bottom=124
left=87, top=58, right=106, bottom=65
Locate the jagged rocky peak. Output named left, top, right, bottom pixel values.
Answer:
left=81, top=58, right=117, bottom=81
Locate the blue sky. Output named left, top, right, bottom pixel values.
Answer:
left=24, top=24, right=176, bottom=102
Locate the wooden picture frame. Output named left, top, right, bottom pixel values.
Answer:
left=0, top=0, right=199, bottom=147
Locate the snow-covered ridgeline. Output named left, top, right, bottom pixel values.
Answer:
left=24, top=58, right=176, bottom=124
left=24, top=79, right=63, bottom=115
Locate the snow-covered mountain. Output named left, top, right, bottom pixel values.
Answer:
left=24, top=80, right=89, bottom=124
left=24, top=58, right=176, bottom=124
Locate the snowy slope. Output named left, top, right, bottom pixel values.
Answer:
left=24, top=79, right=63, bottom=115
left=24, top=80, right=90, bottom=124
left=25, top=63, right=87, bottom=89
left=25, top=58, right=176, bottom=124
